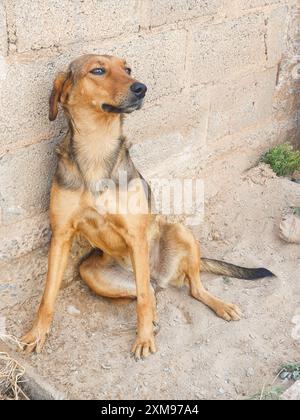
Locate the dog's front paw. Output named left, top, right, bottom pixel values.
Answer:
left=21, top=324, right=50, bottom=354
left=131, top=334, right=157, bottom=360
left=216, top=302, right=243, bottom=322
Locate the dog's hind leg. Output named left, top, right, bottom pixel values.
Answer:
left=79, top=251, right=158, bottom=323
left=188, top=264, right=243, bottom=321
left=154, top=228, right=242, bottom=321
left=80, top=251, right=136, bottom=299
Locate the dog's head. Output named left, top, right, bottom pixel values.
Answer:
left=49, top=54, right=147, bottom=121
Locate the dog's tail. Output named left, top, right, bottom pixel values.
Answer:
left=200, top=258, right=275, bottom=280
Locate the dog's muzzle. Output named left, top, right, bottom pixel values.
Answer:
left=102, top=82, right=147, bottom=114
left=102, top=98, right=144, bottom=114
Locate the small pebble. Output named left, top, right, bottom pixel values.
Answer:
left=218, top=388, right=225, bottom=395
left=67, top=305, right=81, bottom=316
left=246, top=367, right=255, bottom=377
left=280, top=371, right=291, bottom=380
left=101, top=364, right=111, bottom=370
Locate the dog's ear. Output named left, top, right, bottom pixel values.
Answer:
left=49, top=72, right=69, bottom=121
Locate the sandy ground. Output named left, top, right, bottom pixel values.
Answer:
left=3, top=164, right=300, bottom=400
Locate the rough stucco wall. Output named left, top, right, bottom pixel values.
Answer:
left=0, top=0, right=299, bottom=308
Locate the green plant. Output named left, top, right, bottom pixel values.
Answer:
left=250, top=386, right=284, bottom=400
left=292, top=207, right=300, bottom=216
left=280, top=362, right=300, bottom=381
left=262, top=143, right=300, bottom=177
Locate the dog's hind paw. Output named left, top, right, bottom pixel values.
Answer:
left=215, top=302, right=243, bottom=322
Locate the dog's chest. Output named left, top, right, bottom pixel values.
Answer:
left=73, top=182, right=152, bottom=261
left=74, top=191, right=128, bottom=257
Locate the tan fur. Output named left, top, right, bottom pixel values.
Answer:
left=22, top=54, right=266, bottom=359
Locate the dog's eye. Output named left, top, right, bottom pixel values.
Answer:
left=125, top=67, right=132, bottom=75
left=90, top=68, right=106, bottom=76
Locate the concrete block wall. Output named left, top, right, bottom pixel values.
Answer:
left=0, top=0, right=299, bottom=308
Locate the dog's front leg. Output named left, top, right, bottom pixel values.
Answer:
left=129, top=238, right=156, bottom=360
left=22, top=230, right=73, bottom=353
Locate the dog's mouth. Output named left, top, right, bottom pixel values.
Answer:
left=102, top=99, right=144, bottom=114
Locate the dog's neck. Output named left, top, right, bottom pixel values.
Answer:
left=68, top=106, right=124, bottom=188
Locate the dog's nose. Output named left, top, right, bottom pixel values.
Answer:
left=130, top=82, right=147, bottom=99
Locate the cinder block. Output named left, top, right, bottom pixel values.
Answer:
left=0, top=223, right=92, bottom=309
left=130, top=129, right=206, bottom=179
left=206, top=68, right=277, bottom=141
left=0, top=139, right=58, bottom=226
left=149, top=0, right=222, bottom=27
left=0, top=30, right=186, bottom=148
left=0, top=342, right=66, bottom=400
left=124, top=85, right=210, bottom=142
left=0, top=235, right=92, bottom=310
left=265, top=6, right=289, bottom=67
left=190, top=14, right=266, bottom=85
left=100, top=30, right=187, bottom=102
left=0, top=2, right=7, bottom=56
left=124, top=94, right=188, bottom=142
left=287, top=4, right=300, bottom=56
left=0, top=213, right=50, bottom=264
left=0, top=54, right=68, bottom=149
left=129, top=87, right=209, bottom=178
left=283, top=381, right=300, bottom=400
left=0, top=246, right=48, bottom=310
left=14, top=0, right=139, bottom=53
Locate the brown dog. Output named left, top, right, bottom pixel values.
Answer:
left=22, top=54, right=274, bottom=359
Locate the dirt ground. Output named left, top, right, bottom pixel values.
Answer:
left=3, top=163, right=300, bottom=400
